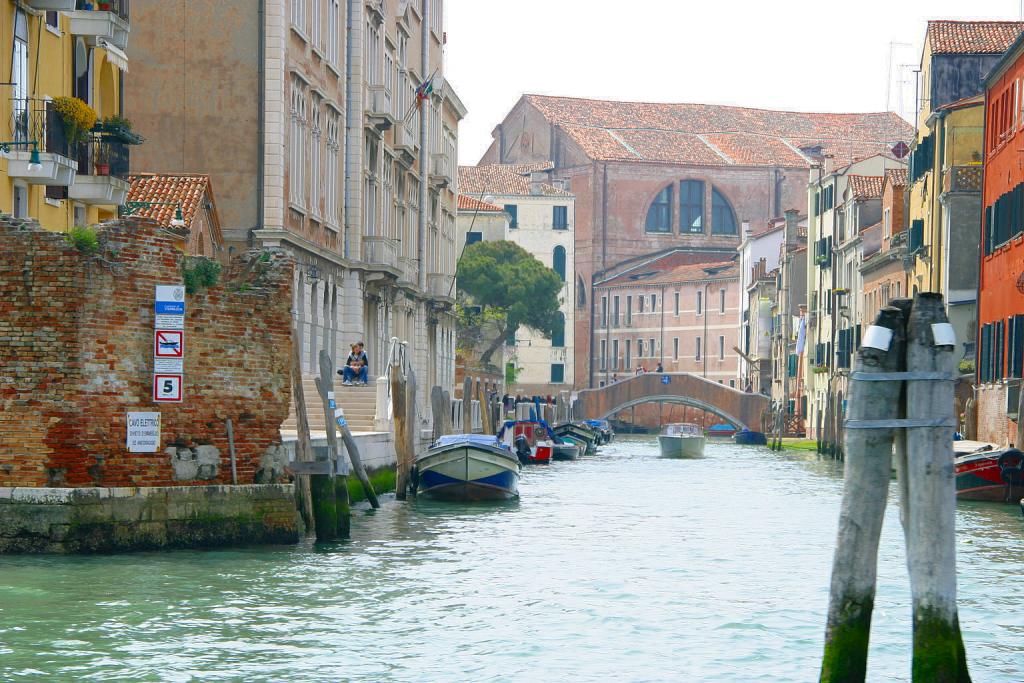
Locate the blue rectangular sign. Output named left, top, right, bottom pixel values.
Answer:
left=155, top=301, right=185, bottom=315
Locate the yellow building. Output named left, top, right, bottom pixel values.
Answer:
left=0, top=1, right=132, bottom=231
left=906, top=96, right=984, bottom=353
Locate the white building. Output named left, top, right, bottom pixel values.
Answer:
left=458, top=163, right=576, bottom=394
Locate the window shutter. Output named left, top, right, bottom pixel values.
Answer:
left=1015, top=316, right=1024, bottom=378
left=980, top=324, right=990, bottom=382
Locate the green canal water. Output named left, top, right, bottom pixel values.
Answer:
left=1, top=438, right=1022, bottom=682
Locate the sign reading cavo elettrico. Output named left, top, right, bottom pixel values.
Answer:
left=153, top=285, right=185, bottom=403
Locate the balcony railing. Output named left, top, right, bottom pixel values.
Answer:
left=365, top=85, right=395, bottom=132
left=70, top=0, right=130, bottom=50
left=943, top=165, right=982, bottom=194
left=69, top=137, right=130, bottom=205
left=427, top=273, right=455, bottom=302
left=361, top=235, right=399, bottom=271
left=6, top=100, right=78, bottom=185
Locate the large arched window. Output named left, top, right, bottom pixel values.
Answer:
left=551, top=312, right=565, bottom=348
left=645, top=185, right=672, bottom=233
left=680, top=180, right=704, bottom=233
left=552, top=245, right=566, bottom=281
left=576, top=275, right=587, bottom=308
left=712, top=187, right=738, bottom=235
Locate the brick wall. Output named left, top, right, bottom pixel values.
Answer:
left=0, top=216, right=293, bottom=488
left=977, top=383, right=1014, bottom=446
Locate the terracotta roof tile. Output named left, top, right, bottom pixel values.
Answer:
left=126, top=174, right=212, bottom=228
left=522, top=94, right=913, bottom=167
left=457, top=194, right=505, bottom=212
left=848, top=175, right=884, bottom=200
left=927, top=20, right=1024, bottom=55
left=598, top=253, right=739, bottom=288
left=458, top=163, right=573, bottom=197
left=884, top=168, right=908, bottom=190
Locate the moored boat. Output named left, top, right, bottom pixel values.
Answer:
left=584, top=419, right=615, bottom=444
left=499, top=420, right=555, bottom=464
left=553, top=422, right=599, bottom=454
left=733, top=428, right=768, bottom=446
left=707, top=423, right=737, bottom=439
left=658, top=423, right=705, bottom=458
left=955, top=443, right=1024, bottom=503
left=414, top=434, right=520, bottom=501
left=552, top=440, right=581, bottom=461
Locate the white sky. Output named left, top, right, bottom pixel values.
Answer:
left=445, top=0, right=1023, bottom=165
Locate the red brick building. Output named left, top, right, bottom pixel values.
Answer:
left=480, top=95, right=912, bottom=387
left=978, top=31, right=1024, bottom=444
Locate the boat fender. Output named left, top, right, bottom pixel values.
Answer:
left=998, top=449, right=1024, bottom=486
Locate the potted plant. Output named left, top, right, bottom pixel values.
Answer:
left=94, top=144, right=109, bottom=175
left=98, top=2, right=111, bottom=10
left=52, top=96, right=98, bottom=147
left=94, top=114, right=144, bottom=145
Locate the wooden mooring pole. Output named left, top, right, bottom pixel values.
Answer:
left=820, top=295, right=970, bottom=682
left=315, top=351, right=349, bottom=539
left=289, top=332, right=315, bottom=533
left=392, top=357, right=410, bottom=500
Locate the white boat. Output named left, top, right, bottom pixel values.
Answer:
left=414, top=434, right=520, bottom=501
left=658, top=423, right=706, bottom=458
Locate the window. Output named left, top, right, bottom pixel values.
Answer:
left=291, top=0, right=307, bottom=34
left=310, top=0, right=322, bottom=48
left=626, top=295, right=633, bottom=325
left=883, top=207, right=892, bottom=238
left=731, top=380, right=736, bottom=388
left=552, top=313, right=565, bottom=348
left=327, top=0, right=341, bottom=64
left=680, top=180, right=704, bottom=233
left=289, top=76, right=308, bottom=209
left=45, top=11, right=58, bottom=29
left=613, top=296, right=620, bottom=327
left=612, top=340, right=619, bottom=370
left=577, top=276, right=587, bottom=308
left=696, top=337, right=702, bottom=361
left=720, top=288, right=726, bottom=313
left=646, top=185, right=672, bottom=233
left=638, top=296, right=644, bottom=313
left=673, top=337, right=679, bottom=360
left=13, top=10, right=28, bottom=142
left=465, top=232, right=482, bottom=245
left=324, top=108, right=341, bottom=225
left=551, top=364, right=565, bottom=383
left=625, top=340, right=632, bottom=369
left=712, top=188, right=737, bottom=235
left=719, top=336, right=725, bottom=360
left=552, top=246, right=566, bottom=281
left=553, top=206, right=568, bottom=229
left=651, top=294, right=657, bottom=311
left=309, top=96, right=322, bottom=215
left=600, top=339, right=607, bottom=370
left=601, top=296, right=608, bottom=327
left=505, top=204, right=518, bottom=228
left=674, top=292, right=680, bottom=316
left=638, top=339, right=645, bottom=357
left=649, top=338, right=656, bottom=357
left=696, top=291, right=703, bottom=315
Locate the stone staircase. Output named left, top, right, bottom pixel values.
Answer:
left=281, top=376, right=380, bottom=434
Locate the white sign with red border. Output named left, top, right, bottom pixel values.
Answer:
left=154, top=330, right=184, bottom=358
left=153, top=374, right=183, bottom=402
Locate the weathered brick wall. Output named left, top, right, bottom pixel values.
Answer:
left=0, top=217, right=293, bottom=488
left=977, top=383, right=1013, bottom=446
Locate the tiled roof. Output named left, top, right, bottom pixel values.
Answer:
left=458, top=163, right=573, bottom=197
left=847, top=175, right=884, bottom=200
left=522, top=94, right=913, bottom=167
left=927, top=20, right=1024, bottom=55
left=126, top=174, right=214, bottom=228
left=598, top=257, right=738, bottom=288
left=457, top=194, right=505, bottom=212
left=884, top=168, right=908, bottom=189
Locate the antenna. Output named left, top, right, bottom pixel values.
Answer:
left=886, top=42, right=912, bottom=112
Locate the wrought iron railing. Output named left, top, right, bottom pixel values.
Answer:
left=76, top=0, right=129, bottom=21
left=75, top=137, right=129, bottom=178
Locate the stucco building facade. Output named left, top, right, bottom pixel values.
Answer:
left=127, top=0, right=464, bottom=433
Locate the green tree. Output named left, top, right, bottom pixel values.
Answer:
left=457, top=240, right=563, bottom=367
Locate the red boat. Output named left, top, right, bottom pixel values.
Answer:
left=955, top=442, right=1024, bottom=503
left=499, top=420, right=553, bottom=465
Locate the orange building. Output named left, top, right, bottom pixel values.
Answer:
left=978, top=30, right=1024, bottom=444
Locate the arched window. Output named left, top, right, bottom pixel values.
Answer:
left=645, top=185, right=672, bottom=233
left=553, top=245, right=566, bottom=281
left=551, top=312, right=565, bottom=348
left=712, top=187, right=737, bottom=235
left=680, top=180, right=704, bottom=233
left=576, top=275, right=587, bottom=308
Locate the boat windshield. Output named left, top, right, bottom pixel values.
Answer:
left=662, top=423, right=701, bottom=437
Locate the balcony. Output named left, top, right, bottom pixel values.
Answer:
left=943, top=165, right=982, bottom=194
left=365, top=86, right=395, bottom=133
left=429, top=153, right=450, bottom=188
left=69, top=0, right=130, bottom=51
left=69, top=138, right=130, bottom=205
left=427, top=273, right=455, bottom=303
left=25, top=0, right=77, bottom=10
left=392, top=124, right=418, bottom=166
left=6, top=101, right=78, bottom=186
left=361, top=235, right=400, bottom=274
left=397, top=256, right=417, bottom=286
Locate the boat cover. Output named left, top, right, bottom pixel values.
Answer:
left=432, top=434, right=504, bottom=449
left=497, top=420, right=557, bottom=441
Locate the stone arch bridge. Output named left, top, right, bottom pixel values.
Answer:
left=576, top=373, right=770, bottom=430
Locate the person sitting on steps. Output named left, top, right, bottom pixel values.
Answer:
left=338, top=342, right=369, bottom=386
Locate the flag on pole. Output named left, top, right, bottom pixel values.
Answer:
left=415, top=76, right=434, bottom=102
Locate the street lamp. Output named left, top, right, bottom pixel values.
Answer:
left=121, top=201, right=187, bottom=228
left=0, top=140, right=42, bottom=171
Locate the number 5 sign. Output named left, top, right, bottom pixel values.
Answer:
left=153, top=374, right=183, bottom=403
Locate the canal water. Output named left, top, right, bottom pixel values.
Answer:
left=1, top=438, right=1022, bottom=682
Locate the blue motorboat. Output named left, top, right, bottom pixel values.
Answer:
left=413, top=434, right=520, bottom=501
left=733, top=428, right=768, bottom=446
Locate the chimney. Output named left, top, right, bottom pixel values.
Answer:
left=784, top=208, right=800, bottom=248
left=529, top=171, right=546, bottom=196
